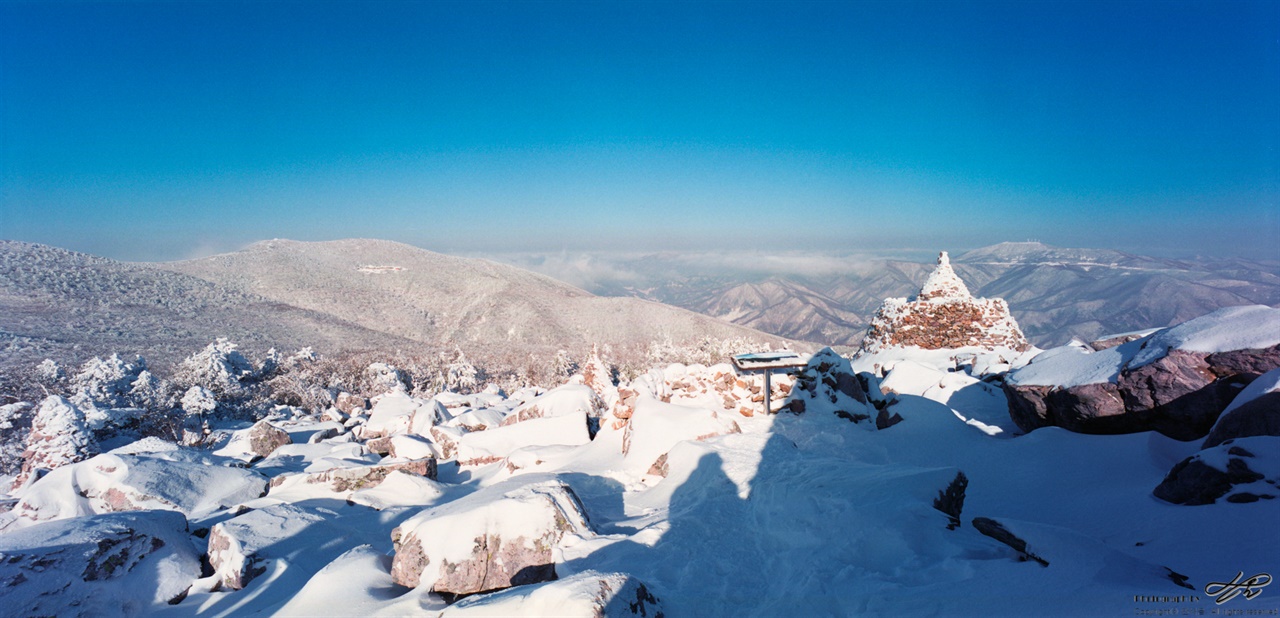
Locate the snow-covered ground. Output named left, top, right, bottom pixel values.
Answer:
left=1, top=345, right=1276, bottom=617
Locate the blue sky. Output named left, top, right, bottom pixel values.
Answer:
left=1, top=0, right=1277, bottom=261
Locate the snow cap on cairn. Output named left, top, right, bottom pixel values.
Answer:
left=916, top=251, right=971, bottom=301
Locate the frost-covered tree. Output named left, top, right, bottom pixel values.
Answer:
left=35, top=359, right=64, bottom=386
left=552, top=350, right=579, bottom=381
left=127, top=370, right=171, bottom=411
left=69, top=354, right=147, bottom=408
left=445, top=350, right=480, bottom=393
left=175, top=339, right=255, bottom=396
left=180, top=386, right=216, bottom=444
left=17, top=396, right=96, bottom=486
left=0, top=402, right=34, bottom=476
left=364, top=362, right=410, bottom=394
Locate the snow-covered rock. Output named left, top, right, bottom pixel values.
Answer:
left=362, top=390, right=446, bottom=439
left=0, top=510, right=200, bottom=616
left=1153, top=436, right=1280, bottom=505
left=2, top=451, right=266, bottom=531
left=455, top=412, right=591, bottom=466
left=1203, top=367, right=1280, bottom=448
left=208, top=503, right=326, bottom=590
left=1006, top=307, right=1280, bottom=439
left=390, top=479, right=592, bottom=595
left=622, top=398, right=741, bottom=475
left=247, top=419, right=291, bottom=458
left=501, top=384, right=606, bottom=426
left=347, top=470, right=447, bottom=510
left=439, top=570, right=663, bottom=617
left=782, top=348, right=882, bottom=427
left=266, top=457, right=437, bottom=501
left=860, top=252, right=1030, bottom=353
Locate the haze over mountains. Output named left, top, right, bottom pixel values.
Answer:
left=0, top=239, right=787, bottom=373
left=496, top=242, right=1280, bottom=348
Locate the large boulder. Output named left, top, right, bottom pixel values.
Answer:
left=208, top=503, right=325, bottom=590
left=1004, top=306, right=1280, bottom=439
left=622, top=398, right=741, bottom=475
left=266, top=457, right=437, bottom=498
left=1203, top=368, right=1280, bottom=448
left=1153, top=437, right=1280, bottom=505
left=0, top=510, right=200, bottom=616
left=390, top=479, right=592, bottom=595
left=501, top=384, right=606, bottom=427
left=1, top=452, right=267, bottom=532
left=247, top=420, right=291, bottom=459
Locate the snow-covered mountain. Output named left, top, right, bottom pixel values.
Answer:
left=514, top=242, right=1280, bottom=348
left=160, top=238, right=788, bottom=354
left=0, top=241, right=416, bottom=372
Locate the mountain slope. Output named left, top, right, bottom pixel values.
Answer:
left=159, top=239, right=788, bottom=355
left=0, top=241, right=417, bottom=372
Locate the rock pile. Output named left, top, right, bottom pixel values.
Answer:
left=860, top=252, right=1030, bottom=353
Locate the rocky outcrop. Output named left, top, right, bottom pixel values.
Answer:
left=1006, top=344, right=1280, bottom=439
left=1203, top=392, right=1280, bottom=448
left=860, top=252, right=1030, bottom=353
left=267, top=458, right=437, bottom=494
left=971, top=517, right=1049, bottom=567
left=783, top=348, right=879, bottom=426
left=390, top=480, right=592, bottom=595
left=247, top=420, right=291, bottom=459
left=334, top=392, right=368, bottom=416
left=1153, top=440, right=1279, bottom=505
left=5, top=453, right=268, bottom=531
left=0, top=511, right=200, bottom=616
left=209, top=504, right=324, bottom=590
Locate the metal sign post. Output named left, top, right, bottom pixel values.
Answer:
left=731, top=351, right=809, bottom=415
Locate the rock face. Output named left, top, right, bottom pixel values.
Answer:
left=1005, top=344, right=1280, bottom=439
left=390, top=480, right=592, bottom=595
left=1203, top=378, right=1280, bottom=449
left=860, top=252, right=1030, bottom=354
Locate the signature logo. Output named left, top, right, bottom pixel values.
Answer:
left=1204, top=572, right=1272, bottom=605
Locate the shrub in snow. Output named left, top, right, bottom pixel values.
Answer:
left=18, top=395, right=96, bottom=486
left=933, top=471, right=968, bottom=530
left=35, top=358, right=64, bottom=385
left=175, top=338, right=255, bottom=396
left=446, top=351, right=481, bottom=394
left=69, top=354, right=147, bottom=409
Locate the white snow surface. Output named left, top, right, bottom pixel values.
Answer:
left=1129, top=305, right=1280, bottom=368
left=6, top=340, right=1278, bottom=616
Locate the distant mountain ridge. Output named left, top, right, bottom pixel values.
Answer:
left=160, top=238, right=786, bottom=355
left=0, top=239, right=790, bottom=374
left=0, top=240, right=417, bottom=372
left=508, top=242, right=1280, bottom=348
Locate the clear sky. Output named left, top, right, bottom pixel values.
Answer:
left=1, top=0, right=1277, bottom=261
